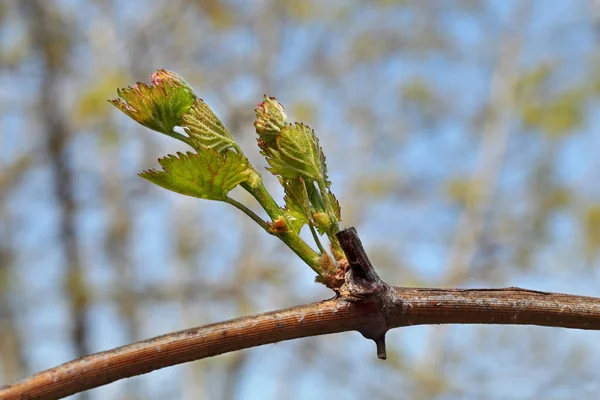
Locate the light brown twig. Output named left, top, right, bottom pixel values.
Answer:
left=2, top=285, right=600, bottom=400
left=2, top=228, right=600, bottom=400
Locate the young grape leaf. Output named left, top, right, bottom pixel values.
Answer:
left=183, top=98, right=238, bottom=153
left=110, top=69, right=195, bottom=138
left=140, top=149, right=250, bottom=201
left=311, top=189, right=342, bottom=234
left=305, top=181, right=324, bottom=212
left=282, top=178, right=311, bottom=233
left=259, top=122, right=327, bottom=183
left=328, top=189, right=341, bottom=221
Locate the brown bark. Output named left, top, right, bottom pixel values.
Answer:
left=1, top=286, right=600, bottom=400
left=3, top=228, right=600, bottom=399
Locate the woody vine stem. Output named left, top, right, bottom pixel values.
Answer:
left=2, top=71, right=600, bottom=399
left=2, top=227, right=600, bottom=400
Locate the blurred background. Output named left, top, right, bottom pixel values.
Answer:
left=2, top=0, right=600, bottom=399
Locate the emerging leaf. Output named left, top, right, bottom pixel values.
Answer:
left=254, top=96, right=288, bottom=142
left=312, top=212, right=332, bottom=234
left=282, top=178, right=311, bottom=234
left=306, top=182, right=325, bottom=211
left=110, top=69, right=195, bottom=137
left=183, top=98, right=238, bottom=153
left=328, top=190, right=341, bottom=221
left=140, top=149, right=250, bottom=201
left=259, top=122, right=327, bottom=183
left=307, top=183, right=341, bottom=234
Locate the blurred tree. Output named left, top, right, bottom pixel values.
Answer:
left=1, top=0, right=600, bottom=399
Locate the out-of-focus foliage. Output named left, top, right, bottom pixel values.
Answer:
left=2, top=0, right=600, bottom=399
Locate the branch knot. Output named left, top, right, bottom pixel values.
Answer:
left=336, top=227, right=390, bottom=359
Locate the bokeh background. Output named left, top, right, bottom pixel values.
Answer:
left=2, top=0, right=600, bottom=399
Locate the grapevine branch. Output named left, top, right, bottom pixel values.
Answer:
left=2, top=228, right=600, bottom=400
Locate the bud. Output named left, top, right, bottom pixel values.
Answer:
left=312, top=212, right=331, bottom=232
left=151, top=69, right=193, bottom=91
left=315, top=252, right=344, bottom=289
left=254, top=95, right=287, bottom=142
left=268, top=216, right=289, bottom=233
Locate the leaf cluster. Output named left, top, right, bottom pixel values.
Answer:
left=111, top=71, right=345, bottom=286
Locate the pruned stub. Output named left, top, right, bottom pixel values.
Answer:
left=336, top=227, right=391, bottom=359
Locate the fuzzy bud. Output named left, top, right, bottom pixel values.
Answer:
left=254, top=95, right=288, bottom=142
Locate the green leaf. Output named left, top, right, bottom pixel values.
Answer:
left=110, top=70, right=195, bottom=140
left=283, top=179, right=341, bottom=235
left=183, top=98, right=238, bottom=153
left=259, top=122, right=327, bottom=183
left=140, top=149, right=250, bottom=201
left=306, top=182, right=324, bottom=211
left=306, top=184, right=341, bottom=234
left=313, top=188, right=341, bottom=234
left=282, top=178, right=311, bottom=233
left=312, top=212, right=331, bottom=235
left=328, top=189, right=341, bottom=221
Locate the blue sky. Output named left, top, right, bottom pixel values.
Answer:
left=2, top=1, right=600, bottom=398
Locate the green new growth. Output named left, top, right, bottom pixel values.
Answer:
left=110, top=69, right=345, bottom=287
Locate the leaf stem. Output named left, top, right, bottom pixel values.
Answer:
left=224, top=197, right=270, bottom=232
left=276, top=231, right=322, bottom=273
left=240, top=178, right=322, bottom=272
left=240, top=179, right=281, bottom=221
left=309, top=223, right=326, bottom=254
left=167, top=130, right=196, bottom=148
